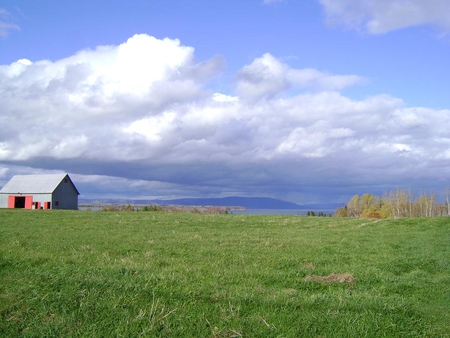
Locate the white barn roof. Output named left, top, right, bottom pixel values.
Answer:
left=0, top=173, right=80, bottom=195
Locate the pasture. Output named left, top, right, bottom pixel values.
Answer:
left=1, top=210, right=449, bottom=337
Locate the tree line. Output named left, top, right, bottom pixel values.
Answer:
left=335, top=188, right=450, bottom=218
left=99, top=204, right=229, bottom=214
left=306, top=211, right=332, bottom=217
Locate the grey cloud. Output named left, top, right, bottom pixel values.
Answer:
left=183, top=55, right=226, bottom=82
left=288, top=68, right=364, bottom=90
left=214, top=119, right=252, bottom=146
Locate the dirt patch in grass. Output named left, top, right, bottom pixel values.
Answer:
left=304, top=273, right=355, bottom=284
left=302, top=262, right=316, bottom=269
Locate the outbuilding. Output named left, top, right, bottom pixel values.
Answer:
left=0, top=173, right=79, bottom=210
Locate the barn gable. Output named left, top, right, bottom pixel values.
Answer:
left=0, top=173, right=79, bottom=210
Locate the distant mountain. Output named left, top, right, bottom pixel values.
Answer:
left=80, top=196, right=341, bottom=210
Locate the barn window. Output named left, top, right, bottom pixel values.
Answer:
left=64, top=178, right=68, bottom=183
left=55, top=201, right=59, bottom=206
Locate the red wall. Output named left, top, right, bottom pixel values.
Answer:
left=8, top=196, right=15, bottom=208
left=25, top=196, right=33, bottom=209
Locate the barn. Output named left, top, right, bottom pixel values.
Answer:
left=0, top=173, right=79, bottom=210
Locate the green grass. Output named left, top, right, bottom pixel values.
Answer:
left=1, top=210, right=449, bottom=337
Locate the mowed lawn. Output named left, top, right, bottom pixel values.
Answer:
left=1, top=210, right=449, bottom=337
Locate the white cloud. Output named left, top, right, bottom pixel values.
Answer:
left=318, top=0, right=450, bottom=34
left=212, top=93, right=239, bottom=103
left=125, top=112, right=177, bottom=143
left=1, top=34, right=450, bottom=203
left=236, top=53, right=290, bottom=99
left=0, top=8, right=19, bottom=38
left=0, top=34, right=224, bottom=162
left=1, top=35, right=214, bottom=105
left=235, top=53, right=364, bottom=100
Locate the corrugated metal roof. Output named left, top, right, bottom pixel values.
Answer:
left=0, top=173, right=77, bottom=194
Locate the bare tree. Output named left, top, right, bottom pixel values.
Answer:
left=444, top=186, right=450, bottom=216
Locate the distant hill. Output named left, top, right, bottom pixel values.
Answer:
left=80, top=196, right=341, bottom=210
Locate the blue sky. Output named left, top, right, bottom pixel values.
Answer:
left=1, top=0, right=450, bottom=205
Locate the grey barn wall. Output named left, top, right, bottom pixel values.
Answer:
left=52, top=178, right=78, bottom=209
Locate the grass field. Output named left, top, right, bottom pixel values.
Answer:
left=1, top=210, right=449, bottom=337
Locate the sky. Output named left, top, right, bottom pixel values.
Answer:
left=1, top=0, right=450, bottom=205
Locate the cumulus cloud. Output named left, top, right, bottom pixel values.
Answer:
left=318, top=0, right=450, bottom=34
left=1, top=34, right=450, bottom=204
left=0, top=34, right=224, bottom=162
left=0, top=8, right=19, bottom=37
left=236, top=53, right=364, bottom=99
